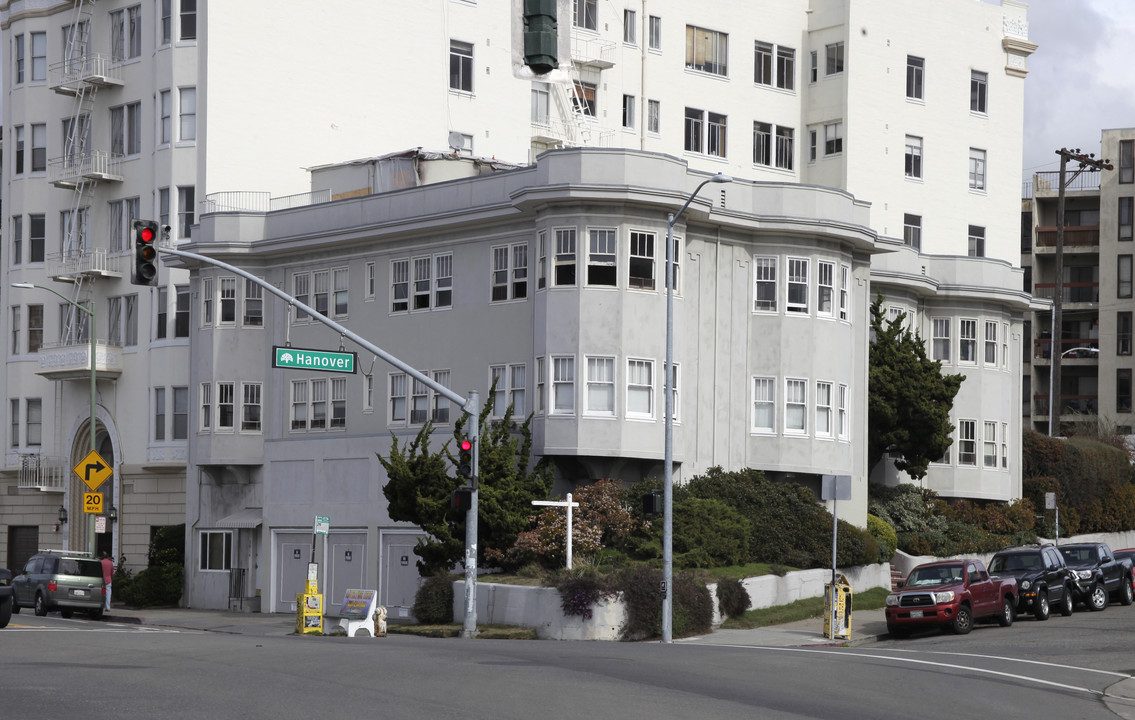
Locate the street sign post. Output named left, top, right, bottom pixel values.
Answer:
left=273, top=346, right=357, bottom=374
left=73, top=449, right=113, bottom=491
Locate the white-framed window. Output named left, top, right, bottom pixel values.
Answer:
left=983, top=421, right=997, bottom=467
left=668, top=363, right=681, bottom=422
left=627, top=359, right=654, bottom=418
left=391, top=259, right=409, bottom=312
left=905, top=135, right=922, bottom=179
left=906, top=55, right=924, bottom=100
left=179, top=87, right=196, bottom=141
left=684, top=108, right=727, bottom=158
left=817, top=261, right=835, bottom=317
left=670, top=235, right=682, bottom=292
left=536, top=356, right=546, bottom=414
left=623, top=9, right=637, bottom=44
left=309, top=269, right=329, bottom=316
left=970, top=70, right=987, bottom=113
left=985, top=321, right=998, bottom=365
left=217, top=382, right=235, bottom=430
left=1001, top=422, right=1009, bottom=468
left=587, top=228, right=617, bottom=286
left=13, top=126, right=24, bottom=175
left=552, top=356, right=575, bottom=414
left=389, top=373, right=407, bottom=424
left=753, top=376, right=775, bottom=432
left=809, top=50, right=818, bottom=83
left=754, top=41, right=795, bottom=91
left=809, top=129, right=817, bottom=162
left=110, top=102, right=141, bottom=156
left=490, top=364, right=526, bottom=417
left=824, top=122, right=843, bottom=155
left=199, top=531, right=232, bottom=571
left=241, top=382, right=262, bottom=432
left=969, top=148, right=986, bottom=190
left=825, top=42, right=844, bottom=75
left=968, top=225, right=985, bottom=257
left=154, top=387, right=166, bottom=441
left=958, top=419, right=977, bottom=465
left=754, top=255, right=777, bottom=312
left=110, top=7, right=141, bottom=60
left=201, top=277, right=214, bottom=325
left=175, top=286, right=190, bottom=338
left=244, top=279, right=263, bottom=326
left=108, top=197, right=139, bottom=253
left=13, top=35, right=24, bottom=85
left=648, top=15, right=661, bottom=51
left=685, top=25, right=728, bottom=76
left=573, top=0, right=597, bottom=30
left=754, top=41, right=773, bottom=85
left=431, top=371, right=451, bottom=423
left=904, top=214, right=922, bottom=250
left=491, top=243, right=529, bottom=302
left=572, top=81, right=596, bottom=116
left=159, top=90, right=171, bottom=144
left=839, top=264, right=850, bottom=321
left=290, top=378, right=342, bottom=431
left=537, top=230, right=548, bottom=290
left=647, top=99, right=661, bottom=134
left=26, top=398, right=42, bottom=446
left=107, top=294, right=138, bottom=347
left=777, top=46, right=795, bottom=90
left=199, top=382, right=212, bottom=430
left=815, top=381, right=833, bottom=437
left=449, top=40, right=474, bottom=93
left=932, top=318, right=951, bottom=361
left=10, top=399, right=18, bottom=447
left=628, top=231, right=656, bottom=290
left=838, top=384, right=849, bottom=440
left=180, top=0, right=197, bottom=41
left=410, top=376, right=429, bottom=425
left=586, top=356, right=616, bottom=415
left=363, top=374, right=375, bottom=413
left=959, top=319, right=977, bottom=363
left=178, top=185, right=195, bottom=239
left=160, top=0, right=172, bottom=44
left=365, top=262, right=376, bottom=300
left=785, top=378, right=807, bottom=434
left=753, top=121, right=772, bottom=166
left=333, top=268, right=349, bottom=317
left=1002, top=322, right=1009, bottom=368
left=775, top=126, right=794, bottom=170
left=622, top=94, right=636, bottom=129
left=218, top=277, right=237, bottom=325
left=554, top=228, right=577, bottom=286
left=787, top=257, right=808, bottom=314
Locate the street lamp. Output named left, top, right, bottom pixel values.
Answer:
left=11, top=282, right=98, bottom=555
left=662, top=172, right=731, bottom=643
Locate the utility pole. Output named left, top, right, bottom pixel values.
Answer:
left=1049, top=148, right=1112, bottom=436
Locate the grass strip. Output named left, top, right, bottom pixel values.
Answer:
left=721, top=586, right=890, bottom=630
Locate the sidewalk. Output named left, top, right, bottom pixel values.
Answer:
left=685, top=608, right=890, bottom=648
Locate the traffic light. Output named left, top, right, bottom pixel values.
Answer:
left=131, top=219, right=159, bottom=286
left=451, top=487, right=473, bottom=514
left=642, top=491, right=662, bottom=516
left=456, top=439, right=473, bottom=480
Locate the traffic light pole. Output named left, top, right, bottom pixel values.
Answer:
left=158, top=245, right=482, bottom=635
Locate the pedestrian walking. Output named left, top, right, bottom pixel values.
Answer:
left=100, top=552, right=114, bottom=611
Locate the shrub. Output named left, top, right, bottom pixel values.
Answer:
left=610, top=565, right=712, bottom=640
left=119, top=563, right=183, bottom=607
left=551, top=568, right=611, bottom=621
left=672, top=497, right=750, bottom=568
left=866, top=514, right=898, bottom=562
left=412, top=574, right=455, bottom=624
left=716, top=577, right=750, bottom=619
left=149, top=524, right=185, bottom=567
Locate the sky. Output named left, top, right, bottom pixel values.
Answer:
left=1019, top=0, right=1135, bottom=180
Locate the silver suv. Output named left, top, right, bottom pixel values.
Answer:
left=12, top=551, right=105, bottom=620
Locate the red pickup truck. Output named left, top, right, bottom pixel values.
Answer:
left=886, top=559, right=1018, bottom=638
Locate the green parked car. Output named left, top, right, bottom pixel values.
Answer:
left=12, top=551, right=105, bottom=620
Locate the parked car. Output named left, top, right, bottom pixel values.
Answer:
left=988, top=544, right=1075, bottom=620
left=1113, top=548, right=1135, bottom=595
left=886, top=559, right=1017, bottom=638
left=0, top=568, right=12, bottom=628
left=11, top=551, right=105, bottom=620
left=1058, top=542, right=1134, bottom=611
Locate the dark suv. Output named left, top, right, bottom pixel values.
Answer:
left=11, top=551, right=105, bottom=620
left=1059, top=542, right=1135, bottom=611
left=988, top=544, right=1074, bottom=620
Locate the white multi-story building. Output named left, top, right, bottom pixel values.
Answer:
left=2, top=0, right=1035, bottom=612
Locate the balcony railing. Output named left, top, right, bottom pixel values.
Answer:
left=48, top=52, right=125, bottom=94
left=16, top=455, right=68, bottom=492
left=1032, top=337, right=1100, bottom=360
left=1032, top=394, right=1099, bottom=416
left=570, top=36, right=616, bottom=68
left=1031, top=282, right=1099, bottom=304
left=35, top=339, right=123, bottom=381
left=1034, top=226, right=1100, bottom=248
left=1032, top=171, right=1102, bottom=194
left=48, top=150, right=124, bottom=187
left=201, top=189, right=331, bottom=214
left=46, top=248, right=124, bottom=281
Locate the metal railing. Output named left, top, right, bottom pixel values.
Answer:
left=202, top=189, right=331, bottom=214
left=46, top=248, right=123, bottom=279
left=1031, top=171, right=1102, bottom=195
left=48, top=52, right=124, bottom=91
left=1032, top=282, right=1099, bottom=303
left=48, top=150, right=124, bottom=184
left=17, top=455, right=69, bottom=491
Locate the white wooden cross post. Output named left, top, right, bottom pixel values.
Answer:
left=531, top=493, right=581, bottom=569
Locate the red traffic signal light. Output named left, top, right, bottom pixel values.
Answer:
left=457, top=439, right=474, bottom=479
left=131, top=219, right=160, bottom=286
left=451, top=487, right=473, bottom=513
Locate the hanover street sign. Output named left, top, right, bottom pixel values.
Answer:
left=273, top=346, right=357, bottom=374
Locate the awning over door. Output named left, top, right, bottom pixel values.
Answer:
left=214, top=508, right=263, bottom=529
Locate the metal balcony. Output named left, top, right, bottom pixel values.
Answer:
left=35, top=339, right=123, bottom=381
left=14, top=455, right=69, bottom=492
left=49, top=150, right=125, bottom=188
left=48, top=53, right=125, bottom=95
left=570, top=36, right=616, bottom=69
left=47, top=248, right=125, bottom=282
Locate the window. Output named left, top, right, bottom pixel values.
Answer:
left=489, top=364, right=526, bottom=417
left=14, top=126, right=24, bottom=175
left=903, top=214, right=922, bottom=250
left=809, top=50, right=818, bottom=83
left=1119, top=312, right=1132, bottom=356
left=180, top=0, right=197, bottom=41
left=753, top=377, right=775, bottom=432
left=432, top=370, right=451, bottom=423
left=410, top=376, right=429, bottom=424
left=970, top=70, right=987, bottom=113
left=685, top=25, right=728, bottom=76
left=573, top=0, right=597, bottom=30
left=178, top=186, right=195, bottom=238
left=217, top=382, right=234, bottom=429
left=11, top=216, right=22, bottom=265
left=1001, top=422, right=1009, bottom=469
left=1120, top=197, right=1133, bottom=241
left=161, top=0, right=172, bottom=44
left=754, top=41, right=773, bottom=86
left=838, top=384, right=849, bottom=440
left=1121, top=140, right=1134, bottom=184
left=391, top=260, right=409, bottom=312
left=809, top=130, right=817, bottom=162
left=179, top=87, right=196, bottom=141
left=333, top=268, right=349, bottom=317
left=155, top=287, right=168, bottom=340
left=1119, top=369, right=1133, bottom=414
left=108, top=197, right=139, bottom=252
left=363, top=374, right=374, bottom=413
left=825, top=42, right=844, bottom=75
left=389, top=374, right=407, bottom=423
left=31, top=124, right=47, bottom=173
left=684, top=107, right=703, bottom=152
left=553, top=356, right=575, bottom=414
left=587, top=229, right=617, bottom=286
left=14, top=35, right=24, bottom=85
left=1120, top=255, right=1132, bottom=298
left=199, top=531, right=231, bottom=571
left=31, top=32, right=46, bottom=81
left=775, top=126, right=794, bottom=170
left=536, top=356, right=546, bottom=414
left=435, top=255, right=453, bottom=308
left=201, top=277, right=214, bottom=325
left=239, top=383, right=261, bottom=431
left=107, top=294, right=138, bottom=347
left=985, top=321, right=998, bottom=364
left=10, top=307, right=21, bottom=355
left=628, top=231, right=655, bottom=290
left=932, top=318, right=950, bottom=361
left=160, top=187, right=170, bottom=229
left=623, top=9, right=636, bottom=44
left=449, top=40, right=473, bottom=93
left=110, top=102, right=141, bottom=156
left=969, top=148, right=986, bottom=190
left=622, top=94, right=635, bottom=129
left=684, top=108, right=726, bottom=157
left=200, top=383, right=212, bottom=430
left=291, top=379, right=339, bottom=430
left=816, top=382, right=833, bottom=437
left=175, top=285, right=190, bottom=338
left=554, top=228, right=577, bottom=286
left=168, top=386, right=188, bottom=440
left=244, top=279, right=263, bottom=326
left=25, top=305, right=42, bottom=354
left=159, top=90, right=171, bottom=144
left=531, top=83, right=550, bottom=125
left=648, top=16, right=661, bottom=51
left=959, top=319, right=977, bottom=363
left=839, top=265, right=850, bottom=321
left=219, top=277, right=236, bottom=324
left=753, top=122, right=771, bottom=166
left=627, top=359, right=654, bottom=418
left=905, top=136, right=922, bottom=179
left=983, top=421, right=997, bottom=467
left=817, top=261, right=834, bottom=317
left=824, top=122, right=843, bottom=155
left=707, top=112, right=727, bottom=158
left=777, top=46, right=795, bottom=90
left=536, top=231, right=547, bottom=290
left=647, top=99, right=660, bottom=134
left=10, top=399, right=19, bottom=447
left=586, top=356, right=615, bottom=415
left=110, top=7, right=141, bottom=60
left=906, top=56, right=924, bottom=99
left=668, top=364, right=681, bottom=421
left=572, top=81, right=596, bottom=117
left=787, top=257, right=808, bottom=314
left=968, top=225, right=985, bottom=257
left=785, top=379, right=807, bottom=433
left=365, top=262, right=376, bottom=300
left=958, top=420, right=977, bottom=465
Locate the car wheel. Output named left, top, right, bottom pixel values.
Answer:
left=998, top=597, right=1014, bottom=627
left=1059, top=585, right=1074, bottom=616
left=1088, top=583, right=1108, bottom=611
left=952, top=605, right=973, bottom=635
left=887, top=623, right=909, bottom=639
left=11, top=600, right=20, bottom=615
left=34, top=592, right=47, bottom=617
left=88, top=607, right=104, bottom=621
left=60, top=608, right=73, bottom=619
left=1118, top=578, right=1134, bottom=607
left=0, top=596, right=12, bottom=628
left=1033, top=590, right=1050, bottom=621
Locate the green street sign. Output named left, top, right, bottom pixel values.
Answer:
left=273, top=346, right=357, bottom=374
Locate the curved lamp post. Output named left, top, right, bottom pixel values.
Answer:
left=663, top=173, right=731, bottom=643
left=12, top=282, right=97, bottom=555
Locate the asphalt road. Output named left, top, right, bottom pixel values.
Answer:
left=3, top=605, right=1133, bottom=720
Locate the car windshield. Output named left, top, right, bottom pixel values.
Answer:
left=906, top=565, right=964, bottom=586
left=988, top=553, right=1041, bottom=573
left=1060, top=546, right=1099, bottom=565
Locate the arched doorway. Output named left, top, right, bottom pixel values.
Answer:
left=69, top=419, right=115, bottom=559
